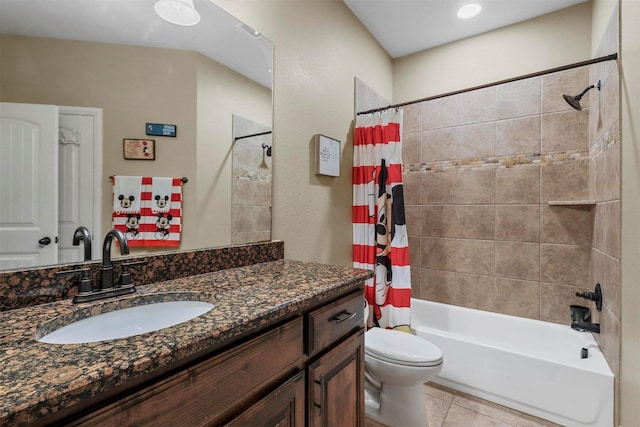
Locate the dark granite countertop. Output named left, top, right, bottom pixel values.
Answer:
left=0, top=260, right=373, bottom=425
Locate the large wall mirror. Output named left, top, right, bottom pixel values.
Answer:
left=0, top=0, right=273, bottom=271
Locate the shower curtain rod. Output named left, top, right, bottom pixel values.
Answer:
left=357, top=53, right=618, bottom=115
left=234, top=130, right=272, bottom=141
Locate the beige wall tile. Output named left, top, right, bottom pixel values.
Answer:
left=591, top=248, right=621, bottom=319
left=496, top=116, right=541, bottom=156
left=454, top=206, right=495, bottom=240
left=541, top=67, right=590, bottom=113
left=601, top=67, right=620, bottom=140
left=232, top=205, right=271, bottom=233
left=495, top=241, right=540, bottom=281
left=416, top=268, right=458, bottom=304
left=405, top=205, right=422, bottom=237
left=495, top=205, right=540, bottom=242
left=495, top=166, right=540, bottom=204
left=496, top=77, right=541, bottom=120
left=455, top=239, right=495, bottom=275
left=456, top=123, right=496, bottom=159
left=421, top=237, right=456, bottom=271
left=540, top=282, right=587, bottom=324
left=422, top=205, right=457, bottom=237
left=495, top=278, right=540, bottom=319
left=403, top=102, right=422, bottom=133
left=422, top=96, right=456, bottom=131
left=598, top=305, right=620, bottom=378
left=594, top=150, right=607, bottom=201
left=540, top=162, right=589, bottom=202
left=455, top=169, right=495, bottom=204
left=409, top=235, right=422, bottom=269
left=592, top=204, right=606, bottom=252
left=540, top=205, right=593, bottom=246
left=456, top=86, right=497, bottom=126
left=422, top=171, right=456, bottom=205
left=604, top=200, right=621, bottom=258
left=231, top=231, right=270, bottom=244
left=403, top=132, right=421, bottom=164
left=604, top=142, right=621, bottom=201
left=541, top=109, right=589, bottom=152
left=541, top=244, right=590, bottom=286
left=403, top=172, right=422, bottom=205
left=456, top=273, right=496, bottom=312
left=422, top=128, right=457, bottom=162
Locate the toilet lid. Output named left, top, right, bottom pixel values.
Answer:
left=365, top=327, right=443, bottom=367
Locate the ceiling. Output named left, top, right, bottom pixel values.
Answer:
left=0, top=0, right=591, bottom=86
left=343, top=0, right=590, bottom=58
left=0, top=0, right=273, bottom=88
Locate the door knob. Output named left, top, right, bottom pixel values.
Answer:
left=38, top=237, right=52, bottom=246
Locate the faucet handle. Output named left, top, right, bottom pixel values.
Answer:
left=120, top=260, right=148, bottom=287
left=57, top=268, right=93, bottom=294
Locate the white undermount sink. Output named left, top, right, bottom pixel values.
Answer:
left=38, top=300, right=214, bottom=344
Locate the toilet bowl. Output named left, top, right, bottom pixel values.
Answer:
left=364, top=301, right=444, bottom=427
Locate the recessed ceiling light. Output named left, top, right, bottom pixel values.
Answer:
left=154, top=0, right=200, bottom=26
left=457, top=3, right=482, bottom=19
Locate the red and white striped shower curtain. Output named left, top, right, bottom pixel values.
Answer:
left=353, top=109, right=411, bottom=330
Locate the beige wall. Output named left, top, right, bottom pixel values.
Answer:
left=619, top=0, right=640, bottom=424
left=0, top=35, right=271, bottom=253
left=195, top=54, right=272, bottom=249
left=216, top=0, right=393, bottom=266
left=393, top=2, right=592, bottom=103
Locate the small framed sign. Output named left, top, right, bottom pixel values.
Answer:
left=146, top=123, right=177, bottom=137
left=123, top=139, right=155, bottom=160
left=315, top=134, right=341, bottom=177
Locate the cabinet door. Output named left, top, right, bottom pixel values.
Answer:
left=226, top=371, right=305, bottom=427
left=308, top=329, right=364, bottom=427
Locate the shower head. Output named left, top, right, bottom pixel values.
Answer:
left=562, top=80, right=601, bottom=111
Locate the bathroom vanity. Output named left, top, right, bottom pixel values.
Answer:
left=0, top=258, right=372, bottom=426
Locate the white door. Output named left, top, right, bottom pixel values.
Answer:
left=58, top=107, right=102, bottom=263
left=0, top=102, right=59, bottom=270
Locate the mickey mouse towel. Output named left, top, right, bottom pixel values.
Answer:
left=112, top=176, right=182, bottom=247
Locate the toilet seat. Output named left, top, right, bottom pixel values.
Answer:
left=365, top=327, right=443, bottom=367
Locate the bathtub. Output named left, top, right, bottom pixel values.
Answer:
left=410, top=299, right=614, bottom=427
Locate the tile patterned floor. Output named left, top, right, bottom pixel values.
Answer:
left=365, top=383, right=564, bottom=427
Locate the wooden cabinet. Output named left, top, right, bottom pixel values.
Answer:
left=307, top=290, right=365, bottom=427
left=226, top=371, right=305, bottom=427
left=308, top=330, right=365, bottom=427
left=58, top=286, right=364, bottom=427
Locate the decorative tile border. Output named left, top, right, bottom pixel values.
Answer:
left=404, top=149, right=590, bottom=173
left=590, top=120, right=619, bottom=158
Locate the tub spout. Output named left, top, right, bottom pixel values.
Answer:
left=571, top=321, right=600, bottom=334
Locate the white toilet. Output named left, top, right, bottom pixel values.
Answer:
left=364, top=301, right=444, bottom=427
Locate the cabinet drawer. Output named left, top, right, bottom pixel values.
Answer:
left=70, top=317, right=304, bottom=427
left=307, top=290, right=363, bottom=356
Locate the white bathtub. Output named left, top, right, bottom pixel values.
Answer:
left=411, top=299, right=614, bottom=427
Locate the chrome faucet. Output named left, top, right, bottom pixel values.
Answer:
left=100, top=229, right=130, bottom=290
left=72, top=226, right=92, bottom=261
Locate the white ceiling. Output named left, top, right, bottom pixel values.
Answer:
left=0, top=0, right=273, bottom=88
left=343, top=0, right=590, bottom=58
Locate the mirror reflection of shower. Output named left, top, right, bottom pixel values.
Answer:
left=231, top=115, right=273, bottom=244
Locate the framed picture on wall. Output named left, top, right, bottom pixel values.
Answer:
left=123, top=139, right=155, bottom=160
left=315, top=134, right=341, bottom=177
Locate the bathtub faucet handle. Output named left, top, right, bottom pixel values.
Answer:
left=575, top=283, right=602, bottom=312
